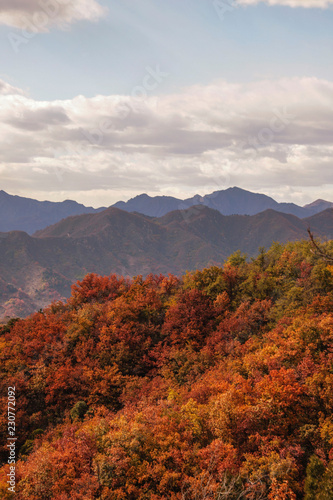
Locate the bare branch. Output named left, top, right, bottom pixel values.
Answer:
left=307, top=228, right=333, bottom=263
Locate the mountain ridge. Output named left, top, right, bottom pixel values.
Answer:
left=0, top=190, right=105, bottom=234
left=1, top=204, right=333, bottom=319
left=112, top=186, right=329, bottom=219
left=1, top=187, right=332, bottom=235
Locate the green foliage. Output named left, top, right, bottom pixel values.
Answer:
left=0, top=317, right=20, bottom=335
left=226, top=250, right=247, bottom=267
left=183, top=266, right=225, bottom=298
left=70, top=401, right=89, bottom=421
left=304, top=455, right=326, bottom=499
left=19, top=430, right=44, bottom=458
left=317, top=461, right=333, bottom=500
left=305, top=457, right=333, bottom=500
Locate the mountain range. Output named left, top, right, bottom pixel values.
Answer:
left=0, top=190, right=105, bottom=234
left=1, top=187, right=333, bottom=234
left=112, top=187, right=333, bottom=218
left=1, top=202, right=333, bottom=320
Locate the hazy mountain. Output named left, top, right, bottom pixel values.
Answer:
left=0, top=190, right=105, bottom=234
left=112, top=187, right=330, bottom=218
left=1, top=205, right=332, bottom=319
left=113, top=193, right=182, bottom=217
left=196, top=187, right=308, bottom=217
left=304, top=199, right=333, bottom=214
left=2, top=188, right=332, bottom=235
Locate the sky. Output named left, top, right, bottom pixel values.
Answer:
left=0, top=0, right=332, bottom=207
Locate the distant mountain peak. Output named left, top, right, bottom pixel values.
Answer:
left=304, top=199, right=332, bottom=208
left=134, top=193, right=150, bottom=199
left=1, top=188, right=333, bottom=235
left=226, top=186, right=244, bottom=192
left=190, top=194, right=205, bottom=203
left=111, top=188, right=333, bottom=219
left=0, top=190, right=105, bottom=234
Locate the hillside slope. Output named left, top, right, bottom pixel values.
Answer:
left=1, top=206, right=332, bottom=318
left=1, top=241, right=333, bottom=498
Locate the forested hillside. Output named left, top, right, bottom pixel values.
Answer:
left=2, top=205, right=333, bottom=320
left=1, top=240, right=333, bottom=499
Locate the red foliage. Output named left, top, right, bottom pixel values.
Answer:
left=1, top=243, right=333, bottom=498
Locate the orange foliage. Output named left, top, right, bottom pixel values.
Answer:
left=0, top=242, right=333, bottom=498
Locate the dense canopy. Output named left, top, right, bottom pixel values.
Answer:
left=1, top=240, right=333, bottom=499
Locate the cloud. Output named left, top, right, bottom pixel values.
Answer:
left=0, top=79, right=25, bottom=95
left=237, top=0, right=333, bottom=7
left=0, top=77, right=333, bottom=205
left=0, top=0, right=106, bottom=31
left=6, top=106, right=70, bottom=131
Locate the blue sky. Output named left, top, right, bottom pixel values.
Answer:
left=0, top=0, right=333, bottom=206
left=2, top=1, right=333, bottom=99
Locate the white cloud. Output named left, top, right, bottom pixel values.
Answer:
left=0, top=0, right=106, bottom=31
left=1, top=77, right=333, bottom=205
left=238, top=0, right=333, bottom=7
left=0, top=79, right=25, bottom=95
